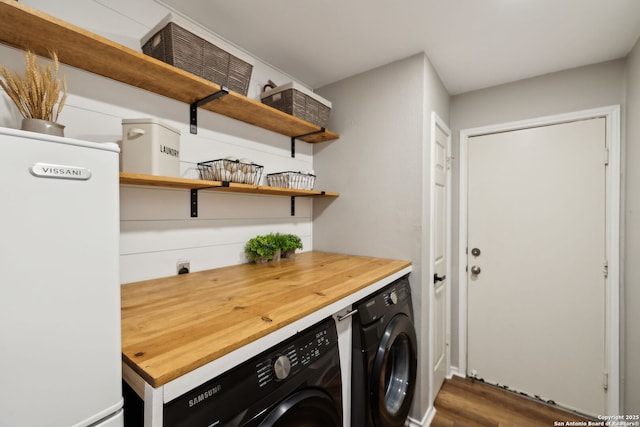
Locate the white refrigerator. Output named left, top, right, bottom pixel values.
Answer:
left=0, top=127, right=124, bottom=426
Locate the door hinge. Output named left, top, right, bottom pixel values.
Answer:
left=603, top=260, right=609, bottom=278
left=604, top=147, right=610, bottom=165
left=446, top=156, right=454, bottom=170
left=603, top=372, right=609, bottom=391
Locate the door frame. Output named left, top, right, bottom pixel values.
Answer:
left=457, top=105, right=621, bottom=414
left=429, top=112, right=452, bottom=402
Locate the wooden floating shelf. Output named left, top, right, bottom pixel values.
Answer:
left=119, top=172, right=340, bottom=198
left=0, top=0, right=339, bottom=143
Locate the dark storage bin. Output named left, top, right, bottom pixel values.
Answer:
left=142, top=16, right=253, bottom=95
left=261, top=82, right=331, bottom=128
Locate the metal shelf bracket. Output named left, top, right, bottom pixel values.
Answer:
left=290, top=191, right=326, bottom=216
left=190, top=182, right=230, bottom=217
left=291, top=128, right=326, bottom=157
left=190, top=87, right=229, bottom=134
left=191, top=189, right=199, bottom=217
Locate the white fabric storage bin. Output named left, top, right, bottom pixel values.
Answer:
left=121, top=118, right=181, bottom=177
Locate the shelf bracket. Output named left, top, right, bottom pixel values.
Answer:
left=191, top=189, right=199, bottom=217
left=291, top=128, right=326, bottom=158
left=190, top=182, right=230, bottom=217
left=290, top=191, right=326, bottom=216
left=190, top=86, right=230, bottom=134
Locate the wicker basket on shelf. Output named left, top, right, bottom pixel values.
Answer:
left=141, top=15, right=254, bottom=95
left=260, top=82, right=331, bottom=128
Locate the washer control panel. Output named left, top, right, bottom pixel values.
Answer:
left=163, top=317, right=338, bottom=426
left=255, top=320, right=335, bottom=388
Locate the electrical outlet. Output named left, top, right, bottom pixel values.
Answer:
left=177, top=260, right=190, bottom=275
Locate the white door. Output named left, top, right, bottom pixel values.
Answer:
left=431, top=114, right=450, bottom=396
left=467, top=118, right=607, bottom=417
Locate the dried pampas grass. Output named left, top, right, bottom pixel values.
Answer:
left=0, top=50, right=67, bottom=122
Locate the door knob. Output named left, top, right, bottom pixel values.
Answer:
left=470, top=265, right=481, bottom=275
left=434, top=274, right=446, bottom=283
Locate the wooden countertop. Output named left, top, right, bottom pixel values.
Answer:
left=121, top=251, right=411, bottom=387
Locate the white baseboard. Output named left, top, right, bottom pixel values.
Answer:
left=448, top=365, right=464, bottom=379
left=406, top=405, right=435, bottom=427
left=406, top=368, right=464, bottom=427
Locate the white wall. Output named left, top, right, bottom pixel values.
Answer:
left=2, top=0, right=315, bottom=283
left=623, top=36, right=640, bottom=415
left=450, top=58, right=630, bottom=409
left=314, top=53, right=450, bottom=422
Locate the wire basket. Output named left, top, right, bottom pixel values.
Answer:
left=198, top=159, right=263, bottom=185
left=266, top=171, right=316, bottom=190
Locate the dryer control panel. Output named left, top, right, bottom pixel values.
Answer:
left=355, top=275, right=412, bottom=325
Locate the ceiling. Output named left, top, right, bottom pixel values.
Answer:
left=159, top=0, right=640, bottom=95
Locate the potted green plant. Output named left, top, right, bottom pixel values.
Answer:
left=276, top=233, right=303, bottom=259
left=0, top=50, right=67, bottom=136
left=244, top=234, right=280, bottom=264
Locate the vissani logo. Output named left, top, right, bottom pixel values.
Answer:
left=30, top=163, right=92, bottom=181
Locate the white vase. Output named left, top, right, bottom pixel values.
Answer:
left=21, top=118, right=65, bottom=137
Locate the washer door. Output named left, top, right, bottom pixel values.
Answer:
left=370, top=314, right=418, bottom=427
left=259, top=388, right=341, bottom=427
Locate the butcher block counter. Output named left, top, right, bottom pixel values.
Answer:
left=121, top=251, right=411, bottom=389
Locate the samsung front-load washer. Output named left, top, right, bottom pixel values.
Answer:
left=160, top=316, right=342, bottom=426
left=351, top=275, right=418, bottom=427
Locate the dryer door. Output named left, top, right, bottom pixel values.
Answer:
left=258, top=388, right=341, bottom=427
left=371, top=313, right=418, bottom=427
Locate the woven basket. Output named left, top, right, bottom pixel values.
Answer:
left=261, top=83, right=331, bottom=128
left=267, top=171, right=316, bottom=190
left=142, top=22, right=253, bottom=95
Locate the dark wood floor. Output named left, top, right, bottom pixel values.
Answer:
left=431, top=376, right=593, bottom=427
